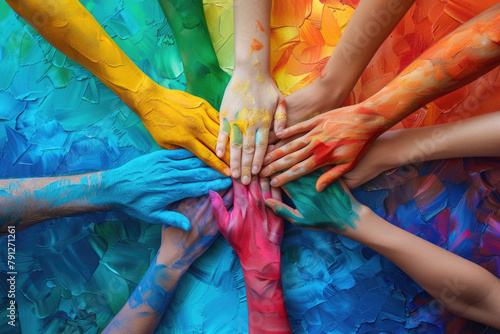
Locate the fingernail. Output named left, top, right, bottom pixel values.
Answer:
left=264, top=156, right=271, bottom=164
left=270, top=179, right=278, bottom=187
left=223, top=167, right=231, bottom=176
left=261, top=167, right=269, bottom=176
left=232, top=169, right=240, bottom=178
left=318, top=183, right=327, bottom=192
left=252, top=165, right=259, bottom=174
left=217, top=149, right=223, bottom=157
left=242, top=174, right=249, bottom=184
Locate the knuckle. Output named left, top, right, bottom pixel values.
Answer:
left=243, top=146, right=255, bottom=155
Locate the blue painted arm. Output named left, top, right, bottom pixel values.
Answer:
left=0, top=149, right=231, bottom=235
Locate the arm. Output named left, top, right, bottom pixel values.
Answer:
left=216, top=0, right=286, bottom=184
left=158, top=0, right=230, bottom=110
left=343, top=111, right=500, bottom=188
left=284, top=0, right=415, bottom=126
left=0, top=150, right=231, bottom=235
left=5, top=0, right=230, bottom=174
left=103, top=192, right=230, bottom=333
left=265, top=172, right=500, bottom=329
left=210, top=178, right=292, bottom=334
left=263, top=5, right=500, bottom=191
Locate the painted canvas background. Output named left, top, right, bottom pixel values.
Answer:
left=1, top=0, right=500, bottom=333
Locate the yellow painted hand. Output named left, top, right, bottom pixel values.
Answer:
left=137, top=84, right=230, bottom=175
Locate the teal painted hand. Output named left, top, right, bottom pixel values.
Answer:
left=101, top=149, right=232, bottom=230
left=265, top=171, right=361, bottom=233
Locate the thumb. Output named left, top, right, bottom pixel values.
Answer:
left=209, top=190, right=230, bottom=228
left=265, top=198, right=302, bottom=225
left=274, top=96, right=287, bottom=137
left=316, top=163, right=353, bottom=192
left=152, top=211, right=191, bottom=231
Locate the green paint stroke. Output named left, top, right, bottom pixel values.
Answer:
left=282, top=171, right=360, bottom=233
left=222, top=117, right=230, bottom=133
left=231, top=124, right=242, bottom=146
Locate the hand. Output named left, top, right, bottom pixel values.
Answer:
left=265, top=171, right=362, bottom=233
left=162, top=190, right=234, bottom=267
left=101, top=149, right=232, bottom=230
left=260, top=103, right=390, bottom=192
left=136, top=84, right=231, bottom=175
left=209, top=177, right=283, bottom=264
left=216, top=71, right=286, bottom=184
left=209, top=177, right=291, bottom=334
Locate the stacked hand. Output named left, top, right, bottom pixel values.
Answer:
left=216, top=71, right=286, bottom=185
left=101, top=149, right=232, bottom=231
left=261, top=103, right=390, bottom=192
left=136, top=84, right=231, bottom=175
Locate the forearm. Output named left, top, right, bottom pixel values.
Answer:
left=364, top=4, right=500, bottom=126
left=321, top=0, right=415, bottom=105
left=364, top=111, right=500, bottom=171
left=103, top=252, right=186, bottom=334
left=240, top=259, right=291, bottom=334
left=233, top=0, right=271, bottom=74
left=341, top=207, right=500, bottom=329
left=6, top=0, right=155, bottom=111
left=0, top=173, right=109, bottom=235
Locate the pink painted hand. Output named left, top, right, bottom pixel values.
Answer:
left=209, top=177, right=291, bottom=334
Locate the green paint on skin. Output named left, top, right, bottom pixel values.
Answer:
left=231, top=124, right=243, bottom=146
left=279, top=171, right=360, bottom=233
left=235, top=109, right=241, bottom=120
left=222, top=118, right=230, bottom=133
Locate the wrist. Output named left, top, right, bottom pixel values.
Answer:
left=98, top=169, right=124, bottom=209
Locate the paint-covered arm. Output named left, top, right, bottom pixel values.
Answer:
left=0, top=150, right=231, bottom=235
left=263, top=4, right=500, bottom=191
left=284, top=0, right=415, bottom=126
left=5, top=0, right=230, bottom=174
left=343, top=111, right=500, bottom=188
left=157, top=0, right=230, bottom=110
left=210, top=178, right=292, bottom=334
left=103, top=193, right=230, bottom=334
left=216, top=0, right=286, bottom=184
left=265, top=173, right=500, bottom=329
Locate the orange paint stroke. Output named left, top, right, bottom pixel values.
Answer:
left=257, top=20, right=265, bottom=32
left=249, top=38, right=264, bottom=56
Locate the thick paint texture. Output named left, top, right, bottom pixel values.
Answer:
left=270, top=172, right=361, bottom=233
left=2, top=0, right=500, bottom=333
left=210, top=178, right=292, bottom=334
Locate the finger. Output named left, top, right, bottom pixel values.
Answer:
left=261, top=145, right=311, bottom=178
left=241, top=130, right=256, bottom=185
left=316, top=163, right=354, bottom=192
left=271, top=185, right=282, bottom=201
left=279, top=117, right=316, bottom=139
left=162, top=148, right=195, bottom=160
left=270, top=156, right=317, bottom=187
left=251, top=127, right=269, bottom=175
left=261, top=136, right=309, bottom=170
left=207, top=104, right=220, bottom=123
left=180, top=178, right=233, bottom=198
left=171, top=166, right=232, bottom=183
left=229, top=124, right=243, bottom=179
left=274, top=96, right=287, bottom=137
left=191, top=142, right=230, bottom=176
left=268, top=130, right=279, bottom=145
left=206, top=116, right=220, bottom=137
left=209, top=190, right=230, bottom=229
left=216, top=116, right=230, bottom=158
left=264, top=199, right=301, bottom=224
left=259, top=177, right=273, bottom=200
left=232, top=177, right=248, bottom=199
left=152, top=211, right=191, bottom=231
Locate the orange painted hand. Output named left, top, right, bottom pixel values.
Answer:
left=260, top=103, right=390, bottom=192
left=136, top=84, right=230, bottom=175
left=216, top=71, right=286, bottom=185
